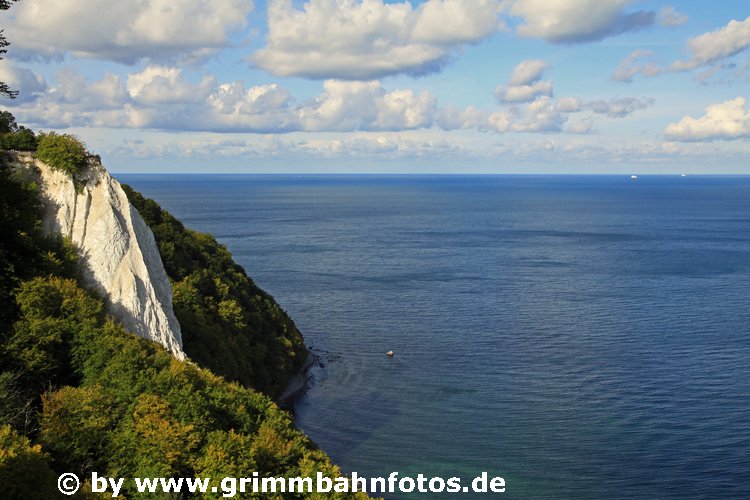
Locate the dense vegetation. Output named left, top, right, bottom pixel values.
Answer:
left=0, top=113, right=87, bottom=170
left=0, top=126, right=36, bottom=150
left=123, top=186, right=308, bottom=396
left=36, top=132, right=89, bottom=175
left=0, top=111, right=37, bottom=151
left=0, top=122, right=365, bottom=498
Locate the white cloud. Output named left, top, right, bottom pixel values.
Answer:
left=5, top=66, right=441, bottom=134
left=494, top=59, right=553, bottom=103
left=437, top=106, right=488, bottom=131
left=671, top=16, right=750, bottom=71
left=0, top=60, right=47, bottom=103
left=486, top=111, right=513, bottom=132
left=506, top=0, right=654, bottom=43
left=658, top=6, right=688, bottom=27
left=555, top=97, right=583, bottom=113
left=6, top=0, right=253, bottom=63
left=488, top=137, right=744, bottom=166
left=508, top=59, right=548, bottom=86
left=4, top=63, right=655, bottom=139
left=253, top=0, right=503, bottom=80
left=298, top=80, right=437, bottom=131
left=587, top=97, right=653, bottom=118
left=512, top=96, right=564, bottom=132
left=107, top=133, right=468, bottom=162
left=411, top=0, right=505, bottom=44
left=101, top=129, right=750, bottom=171
left=665, top=97, right=750, bottom=142
left=495, top=81, right=553, bottom=103
left=127, top=66, right=216, bottom=104
left=208, top=82, right=294, bottom=118
left=53, top=69, right=129, bottom=111
left=563, top=118, right=594, bottom=135
left=612, top=50, right=662, bottom=82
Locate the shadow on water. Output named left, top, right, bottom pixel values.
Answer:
left=293, top=368, right=402, bottom=465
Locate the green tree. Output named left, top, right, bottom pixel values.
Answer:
left=36, top=132, right=89, bottom=175
left=40, top=385, right=115, bottom=473
left=3, top=276, right=103, bottom=390
left=195, top=430, right=257, bottom=478
left=128, top=393, right=200, bottom=476
left=0, top=160, right=79, bottom=329
left=1, top=127, right=37, bottom=150
left=0, top=424, right=59, bottom=498
left=0, top=110, right=17, bottom=132
left=0, top=151, right=371, bottom=499
left=0, top=160, right=41, bottom=328
left=123, top=185, right=308, bottom=396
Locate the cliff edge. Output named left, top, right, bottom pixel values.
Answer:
left=7, top=151, right=185, bottom=359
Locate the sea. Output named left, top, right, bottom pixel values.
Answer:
left=118, top=174, right=750, bottom=499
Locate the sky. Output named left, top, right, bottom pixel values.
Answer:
left=1, top=0, right=750, bottom=173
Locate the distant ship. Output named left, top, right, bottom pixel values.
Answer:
left=681, top=174, right=687, bottom=177
left=631, top=175, right=638, bottom=180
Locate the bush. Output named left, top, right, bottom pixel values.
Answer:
left=36, top=132, right=88, bottom=175
left=0, top=127, right=37, bottom=151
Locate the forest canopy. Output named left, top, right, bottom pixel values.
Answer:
left=0, top=117, right=362, bottom=497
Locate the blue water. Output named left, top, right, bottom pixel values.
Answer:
left=118, top=174, right=750, bottom=498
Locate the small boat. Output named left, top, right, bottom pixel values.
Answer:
left=681, top=174, right=687, bottom=177
left=386, top=351, right=394, bottom=357
left=630, top=175, right=638, bottom=180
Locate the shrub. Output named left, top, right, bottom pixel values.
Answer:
left=0, top=127, right=37, bottom=151
left=36, top=132, right=88, bottom=175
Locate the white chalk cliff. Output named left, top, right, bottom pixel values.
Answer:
left=10, top=152, right=185, bottom=360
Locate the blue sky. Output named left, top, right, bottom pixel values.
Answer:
left=1, top=0, right=750, bottom=173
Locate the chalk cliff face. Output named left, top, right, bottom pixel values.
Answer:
left=10, top=152, right=185, bottom=360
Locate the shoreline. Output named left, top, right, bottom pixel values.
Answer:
left=276, top=350, right=317, bottom=411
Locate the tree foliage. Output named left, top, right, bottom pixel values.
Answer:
left=36, top=132, right=89, bottom=176
left=0, top=156, right=79, bottom=329
left=0, top=164, right=368, bottom=499
left=29, top=277, right=361, bottom=498
left=0, top=110, right=17, bottom=132
left=3, top=276, right=102, bottom=390
left=123, top=185, right=308, bottom=396
left=0, top=424, right=59, bottom=498
left=0, top=111, right=38, bottom=151
left=1, top=127, right=37, bottom=151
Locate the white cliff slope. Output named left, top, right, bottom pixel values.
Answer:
left=10, top=152, right=185, bottom=360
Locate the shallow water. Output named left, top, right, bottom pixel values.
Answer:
left=120, top=174, right=750, bottom=498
